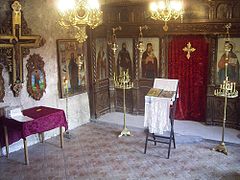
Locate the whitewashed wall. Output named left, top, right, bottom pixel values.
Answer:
left=0, top=0, right=90, bottom=154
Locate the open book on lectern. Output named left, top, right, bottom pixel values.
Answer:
left=147, top=88, right=175, bottom=98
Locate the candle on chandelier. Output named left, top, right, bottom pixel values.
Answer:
left=225, top=63, right=228, bottom=78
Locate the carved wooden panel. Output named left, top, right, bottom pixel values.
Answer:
left=89, top=0, right=240, bottom=128
left=232, top=2, right=240, bottom=18
left=207, top=95, right=240, bottom=129
left=95, top=79, right=110, bottom=117
left=216, top=3, right=230, bottom=19
left=184, top=0, right=210, bottom=20
left=102, top=0, right=240, bottom=35
left=137, top=79, right=154, bottom=113
left=116, top=89, right=133, bottom=113
left=92, top=36, right=110, bottom=117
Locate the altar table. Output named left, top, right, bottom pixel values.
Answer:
left=0, top=106, right=68, bottom=165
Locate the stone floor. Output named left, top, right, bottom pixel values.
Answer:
left=98, top=112, right=240, bottom=144
left=0, top=122, right=240, bottom=180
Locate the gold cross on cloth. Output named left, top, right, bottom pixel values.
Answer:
left=182, top=42, right=196, bottom=59
left=0, top=1, right=44, bottom=96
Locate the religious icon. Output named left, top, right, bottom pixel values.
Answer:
left=217, top=38, right=240, bottom=84
left=31, top=69, right=44, bottom=92
left=117, top=42, right=132, bottom=78
left=26, top=54, right=46, bottom=100
left=141, top=42, right=158, bottom=78
left=114, top=38, right=133, bottom=79
left=68, top=52, right=79, bottom=90
left=57, top=39, right=86, bottom=98
left=96, top=38, right=107, bottom=80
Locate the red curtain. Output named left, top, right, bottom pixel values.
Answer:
left=168, top=36, right=209, bottom=121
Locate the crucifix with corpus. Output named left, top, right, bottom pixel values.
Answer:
left=0, top=0, right=45, bottom=96
left=182, top=42, right=196, bottom=60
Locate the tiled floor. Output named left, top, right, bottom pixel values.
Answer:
left=97, top=112, right=240, bottom=144
left=0, top=121, right=240, bottom=180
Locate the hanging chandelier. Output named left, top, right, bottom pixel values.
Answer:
left=57, top=0, right=103, bottom=43
left=149, top=0, right=184, bottom=31
left=137, top=25, right=149, bottom=53
left=109, top=26, right=122, bottom=55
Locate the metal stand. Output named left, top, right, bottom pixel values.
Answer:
left=212, top=95, right=228, bottom=155
left=213, top=64, right=238, bottom=155
left=63, top=78, right=72, bottom=139
left=114, top=70, right=133, bottom=137
left=213, top=24, right=238, bottom=155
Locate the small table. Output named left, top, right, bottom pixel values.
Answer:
left=1, top=106, right=68, bottom=165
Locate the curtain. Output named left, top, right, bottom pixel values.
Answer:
left=168, top=36, right=209, bottom=121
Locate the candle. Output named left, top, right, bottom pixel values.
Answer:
left=225, top=63, right=228, bottom=78
left=233, top=82, right=236, bottom=92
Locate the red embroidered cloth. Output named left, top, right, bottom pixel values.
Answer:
left=0, top=106, right=68, bottom=147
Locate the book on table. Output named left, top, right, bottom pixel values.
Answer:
left=4, top=106, right=33, bottom=122
left=147, top=88, right=175, bottom=99
left=147, top=88, right=163, bottom=97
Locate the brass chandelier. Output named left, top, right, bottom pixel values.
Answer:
left=149, top=0, right=184, bottom=31
left=57, top=0, right=103, bottom=43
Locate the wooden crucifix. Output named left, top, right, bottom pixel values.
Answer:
left=182, top=42, right=196, bottom=60
left=0, top=1, right=45, bottom=96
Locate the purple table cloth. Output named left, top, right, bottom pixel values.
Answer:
left=0, top=106, right=68, bottom=147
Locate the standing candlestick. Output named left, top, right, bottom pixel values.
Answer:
left=213, top=24, right=238, bottom=154
left=63, top=77, right=72, bottom=139
left=114, top=70, right=133, bottom=137
left=213, top=63, right=238, bottom=155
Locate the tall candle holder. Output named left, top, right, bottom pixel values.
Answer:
left=213, top=62, right=238, bottom=155
left=114, top=70, right=133, bottom=137
left=63, top=77, right=72, bottom=139
left=212, top=23, right=238, bottom=155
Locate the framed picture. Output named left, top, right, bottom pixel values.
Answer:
left=140, top=37, right=159, bottom=79
left=216, top=38, right=240, bottom=84
left=26, top=54, right=46, bottom=100
left=57, top=39, right=87, bottom=98
left=96, top=38, right=108, bottom=80
left=115, top=38, right=134, bottom=79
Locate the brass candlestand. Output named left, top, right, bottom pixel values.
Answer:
left=63, top=78, right=72, bottom=139
left=213, top=63, right=238, bottom=155
left=114, top=70, right=133, bottom=137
